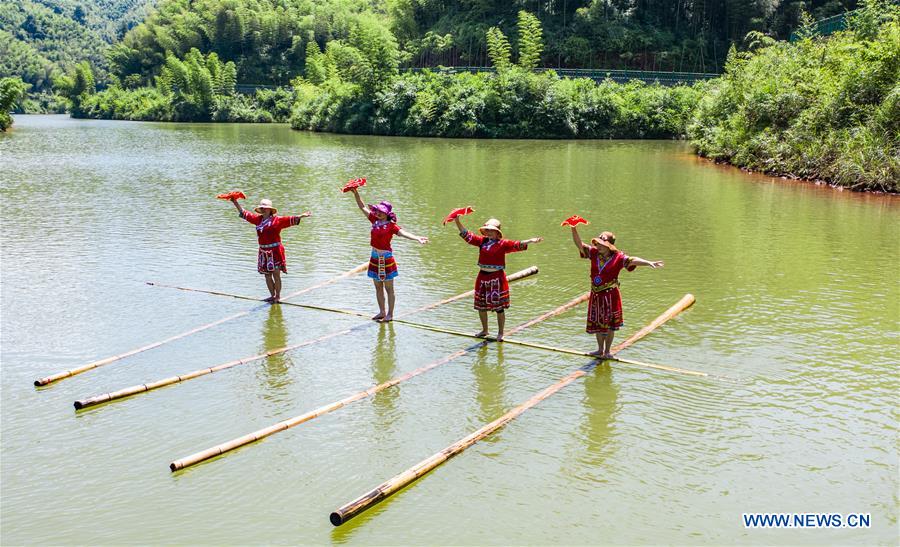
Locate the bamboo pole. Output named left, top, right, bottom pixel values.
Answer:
left=147, top=266, right=540, bottom=318
left=35, top=262, right=368, bottom=387
left=168, top=291, right=585, bottom=472
left=145, top=262, right=369, bottom=304
left=329, top=294, right=696, bottom=526
left=75, top=267, right=540, bottom=410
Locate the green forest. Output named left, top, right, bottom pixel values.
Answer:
left=2, top=0, right=897, bottom=191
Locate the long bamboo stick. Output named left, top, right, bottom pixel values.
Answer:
left=145, top=261, right=368, bottom=304
left=35, top=262, right=369, bottom=387
left=147, top=266, right=541, bottom=320
left=391, top=295, right=704, bottom=377
left=168, top=291, right=586, bottom=472
left=75, top=267, right=540, bottom=410
left=329, top=294, right=696, bottom=526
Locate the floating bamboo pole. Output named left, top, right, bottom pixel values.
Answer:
left=145, top=262, right=369, bottom=304
left=147, top=266, right=541, bottom=320
left=75, top=267, right=540, bottom=410
left=329, top=294, right=696, bottom=526
left=168, top=291, right=585, bottom=472
left=35, top=262, right=369, bottom=387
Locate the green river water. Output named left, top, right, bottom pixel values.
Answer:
left=1, top=115, right=898, bottom=545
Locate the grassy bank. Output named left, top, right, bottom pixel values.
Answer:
left=290, top=68, right=703, bottom=139
left=687, top=3, right=899, bottom=192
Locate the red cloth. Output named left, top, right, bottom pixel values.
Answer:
left=460, top=230, right=527, bottom=269
left=443, top=207, right=474, bottom=225
left=474, top=270, right=510, bottom=311
left=240, top=210, right=302, bottom=246
left=560, top=215, right=589, bottom=227
left=217, top=191, right=247, bottom=200
left=582, top=247, right=635, bottom=333
left=341, top=178, right=366, bottom=193
left=368, top=212, right=401, bottom=251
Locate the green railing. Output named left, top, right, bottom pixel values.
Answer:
left=401, top=66, right=720, bottom=85
left=233, top=67, right=720, bottom=93
left=789, top=12, right=850, bottom=41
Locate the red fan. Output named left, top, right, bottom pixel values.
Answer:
left=217, top=191, right=247, bottom=201
left=560, top=215, right=589, bottom=227
left=341, top=177, right=367, bottom=193
left=443, top=206, right=475, bottom=225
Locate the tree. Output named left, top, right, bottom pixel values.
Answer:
left=517, top=10, right=544, bottom=70
left=486, top=27, right=511, bottom=70
left=0, top=77, right=28, bottom=131
left=53, top=61, right=95, bottom=117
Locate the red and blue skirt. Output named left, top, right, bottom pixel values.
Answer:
left=474, top=269, right=510, bottom=311
left=587, top=284, right=623, bottom=334
left=258, top=243, right=287, bottom=274
left=368, top=250, right=398, bottom=281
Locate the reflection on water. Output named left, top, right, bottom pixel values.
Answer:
left=371, top=323, right=398, bottom=422
left=257, top=303, right=292, bottom=393
left=472, top=344, right=508, bottom=426
left=578, top=362, right=618, bottom=470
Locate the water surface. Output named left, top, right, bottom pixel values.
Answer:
left=1, top=115, right=897, bottom=545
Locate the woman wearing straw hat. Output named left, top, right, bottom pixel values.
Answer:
left=453, top=215, right=543, bottom=340
left=229, top=197, right=311, bottom=303
left=347, top=186, right=428, bottom=322
left=570, top=224, right=663, bottom=357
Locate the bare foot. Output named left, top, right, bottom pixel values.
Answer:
left=495, top=333, right=504, bottom=341
left=372, top=312, right=385, bottom=321
left=380, top=314, right=393, bottom=322
left=264, top=296, right=276, bottom=303
left=589, top=350, right=604, bottom=357
left=474, top=330, right=488, bottom=338
left=603, top=352, right=614, bottom=359
left=272, top=296, right=281, bottom=303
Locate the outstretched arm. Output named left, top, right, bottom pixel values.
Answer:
left=571, top=226, right=590, bottom=257
left=350, top=188, right=370, bottom=217
left=398, top=228, right=428, bottom=244
left=629, top=256, right=664, bottom=269
left=521, top=236, right=544, bottom=245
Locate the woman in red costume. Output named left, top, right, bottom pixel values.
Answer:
left=229, top=197, right=311, bottom=303
left=453, top=215, right=543, bottom=340
left=347, top=186, right=428, bottom=322
left=570, top=224, right=663, bottom=357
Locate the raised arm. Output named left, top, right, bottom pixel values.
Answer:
left=628, top=256, right=664, bottom=269
left=230, top=197, right=244, bottom=214
left=453, top=216, right=467, bottom=233
left=398, top=228, right=428, bottom=244
left=571, top=226, right=590, bottom=256
left=350, top=188, right=370, bottom=217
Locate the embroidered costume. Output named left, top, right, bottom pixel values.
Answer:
left=582, top=247, right=635, bottom=333
left=367, top=212, right=401, bottom=281
left=240, top=210, right=303, bottom=274
left=460, top=230, right=528, bottom=311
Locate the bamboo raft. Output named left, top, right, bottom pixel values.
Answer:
left=34, top=262, right=369, bottom=387
left=329, top=294, right=695, bottom=526
left=169, top=291, right=588, bottom=471
left=74, top=267, right=540, bottom=410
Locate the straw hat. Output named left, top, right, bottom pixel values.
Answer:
left=255, top=198, right=277, bottom=214
left=591, top=231, right=618, bottom=252
left=478, top=218, right=503, bottom=238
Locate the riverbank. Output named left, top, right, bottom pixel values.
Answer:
left=687, top=7, right=899, bottom=193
